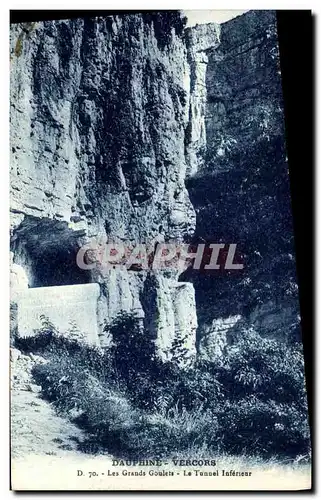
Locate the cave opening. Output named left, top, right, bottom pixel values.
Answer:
left=11, top=216, right=92, bottom=288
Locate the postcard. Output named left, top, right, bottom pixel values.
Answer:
left=10, top=9, right=312, bottom=491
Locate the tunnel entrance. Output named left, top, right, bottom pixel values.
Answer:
left=10, top=216, right=100, bottom=345
left=10, top=216, right=92, bottom=288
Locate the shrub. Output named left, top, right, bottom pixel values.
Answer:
left=22, top=314, right=310, bottom=460
left=31, top=345, right=219, bottom=459
left=65, top=320, right=87, bottom=344
left=104, top=311, right=158, bottom=381
left=216, top=397, right=310, bottom=457
left=206, top=329, right=311, bottom=457
left=15, top=315, right=113, bottom=383
left=215, top=329, right=308, bottom=409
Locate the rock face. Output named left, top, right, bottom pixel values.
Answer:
left=183, top=11, right=301, bottom=356
left=185, top=22, right=221, bottom=176
left=204, top=10, right=284, bottom=164
left=10, top=13, right=197, bottom=362
left=10, top=14, right=194, bottom=239
left=10, top=11, right=300, bottom=362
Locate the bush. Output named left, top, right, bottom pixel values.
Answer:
left=31, top=345, right=219, bottom=459
left=209, top=329, right=310, bottom=456
left=20, top=314, right=310, bottom=460
left=104, top=311, right=159, bottom=381
left=15, top=315, right=113, bottom=384
left=214, top=329, right=308, bottom=406
left=216, top=397, right=310, bottom=457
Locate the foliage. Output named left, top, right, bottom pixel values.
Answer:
left=216, top=397, right=310, bottom=457
left=104, top=311, right=158, bottom=380
left=214, top=329, right=307, bottom=404
left=15, top=315, right=113, bottom=384
left=184, top=135, right=298, bottom=327
left=211, top=329, right=310, bottom=456
left=169, top=331, right=191, bottom=365
left=19, top=314, right=310, bottom=460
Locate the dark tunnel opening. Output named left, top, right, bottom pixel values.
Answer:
left=11, top=216, right=92, bottom=288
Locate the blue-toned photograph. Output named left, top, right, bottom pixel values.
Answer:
left=10, top=9, right=312, bottom=491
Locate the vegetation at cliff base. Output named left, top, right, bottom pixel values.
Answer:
left=14, top=313, right=310, bottom=461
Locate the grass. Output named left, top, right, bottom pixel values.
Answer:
left=13, top=317, right=311, bottom=463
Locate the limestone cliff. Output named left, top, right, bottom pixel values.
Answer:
left=183, top=11, right=301, bottom=357
left=10, top=10, right=300, bottom=362
left=185, top=22, right=220, bottom=176
left=10, top=12, right=197, bottom=361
